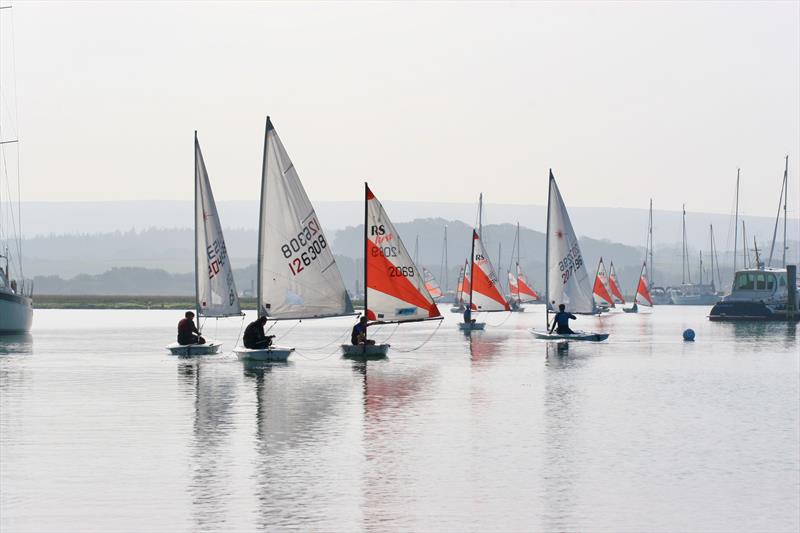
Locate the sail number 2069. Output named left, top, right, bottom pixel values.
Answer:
left=281, top=218, right=328, bottom=276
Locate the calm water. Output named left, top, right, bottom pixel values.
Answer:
left=1, top=307, right=798, bottom=532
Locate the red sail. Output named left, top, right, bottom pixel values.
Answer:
left=637, top=276, right=653, bottom=306
left=517, top=276, right=539, bottom=300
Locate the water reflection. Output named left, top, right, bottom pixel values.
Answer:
left=353, top=359, right=432, bottom=532
left=0, top=333, right=33, bottom=355
left=178, top=360, right=239, bottom=532
left=243, top=360, right=353, bottom=530
left=468, top=334, right=503, bottom=366
left=542, top=341, right=581, bottom=530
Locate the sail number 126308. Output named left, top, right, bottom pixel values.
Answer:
left=281, top=218, right=327, bottom=276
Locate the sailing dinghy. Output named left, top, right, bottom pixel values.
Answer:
left=608, top=261, right=625, bottom=305
left=624, top=262, right=653, bottom=313
left=531, top=170, right=608, bottom=342
left=460, top=229, right=510, bottom=331
left=593, top=257, right=615, bottom=311
left=168, top=133, right=242, bottom=355
left=234, top=117, right=354, bottom=362
left=450, top=260, right=469, bottom=313
left=507, top=222, right=540, bottom=311
left=342, top=183, right=442, bottom=357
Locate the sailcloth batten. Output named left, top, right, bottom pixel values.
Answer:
left=546, top=172, right=596, bottom=314
left=195, top=137, right=241, bottom=317
left=366, top=186, right=440, bottom=322
left=258, top=118, right=353, bottom=319
left=470, top=230, right=509, bottom=312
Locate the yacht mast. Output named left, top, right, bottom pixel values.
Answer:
left=733, top=169, right=740, bottom=274
left=648, top=199, right=654, bottom=286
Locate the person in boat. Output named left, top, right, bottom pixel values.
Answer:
left=177, top=311, right=205, bottom=346
left=631, top=300, right=638, bottom=312
left=351, top=316, right=376, bottom=346
left=549, top=304, right=577, bottom=335
left=463, top=306, right=476, bottom=325
left=243, top=316, right=275, bottom=349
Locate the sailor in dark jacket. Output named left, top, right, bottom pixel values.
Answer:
left=243, top=316, right=275, bottom=349
left=177, top=311, right=205, bottom=345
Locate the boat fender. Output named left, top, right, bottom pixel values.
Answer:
left=682, top=329, right=695, bottom=342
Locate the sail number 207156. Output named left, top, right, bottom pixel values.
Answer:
left=281, top=218, right=327, bottom=276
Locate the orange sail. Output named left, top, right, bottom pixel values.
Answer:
left=635, top=262, right=653, bottom=306
left=516, top=264, right=539, bottom=301
left=593, top=257, right=615, bottom=307
left=607, top=261, right=625, bottom=304
left=365, top=184, right=440, bottom=322
left=470, top=230, right=510, bottom=311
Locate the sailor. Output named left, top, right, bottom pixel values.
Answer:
left=549, top=304, right=577, bottom=335
left=351, top=316, right=375, bottom=346
left=243, top=316, right=275, bottom=349
left=631, top=300, right=639, bottom=312
left=177, top=311, right=205, bottom=345
left=463, top=306, right=476, bottom=325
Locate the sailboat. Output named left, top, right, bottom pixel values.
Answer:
left=623, top=262, right=653, bottom=312
left=532, top=170, right=608, bottom=341
left=607, top=262, right=625, bottom=305
left=167, top=133, right=242, bottom=355
left=507, top=221, right=540, bottom=312
left=0, top=5, right=33, bottom=335
left=592, top=257, right=615, bottom=310
left=341, top=183, right=442, bottom=357
left=669, top=205, right=721, bottom=305
left=450, top=260, right=469, bottom=313
left=460, top=195, right=510, bottom=331
left=234, top=117, right=354, bottom=362
left=412, top=235, right=443, bottom=301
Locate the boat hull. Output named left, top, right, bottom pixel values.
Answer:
left=709, top=300, right=800, bottom=321
left=531, top=329, right=609, bottom=342
left=450, top=306, right=466, bottom=314
left=166, top=341, right=222, bottom=356
left=458, top=322, right=486, bottom=331
left=0, top=293, right=33, bottom=334
left=341, top=343, right=390, bottom=358
left=234, top=345, right=295, bottom=362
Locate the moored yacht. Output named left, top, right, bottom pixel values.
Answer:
left=709, top=267, right=799, bottom=321
left=0, top=258, right=32, bottom=334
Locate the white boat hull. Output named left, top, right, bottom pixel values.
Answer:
left=530, top=329, right=609, bottom=342
left=234, top=345, right=295, bottom=362
left=458, top=322, right=486, bottom=331
left=341, top=343, right=390, bottom=358
left=0, top=293, right=33, bottom=334
left=166, top=341, right=222, bottom=356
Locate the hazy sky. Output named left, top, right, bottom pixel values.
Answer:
left=1, top=1, right=798, bottom=217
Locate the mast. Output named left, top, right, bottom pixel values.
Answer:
left=783, top=155, right=788, bottom=267
left=441, top=225, right=448, bottom=300
left=699, top=251, right=703, bottom=285
left=733, top=168, right=739, bottom=273
left=363, top=182, right=369, bottom=319
left=516, top=222, right=521, bottom=305
left=742, top=220, right=749, bottom=269
left=768, top=157, right=788, bottom=267
left=648, top=199, right=654, bottom=286
left=545, top=170, right=552, bottom=328
left=497, top=241, right=502, bottom=296
left=478, top=193, right=483, bottom=239
left=682, top=204, right=687, bottom=284
left=194, top=131, right=201, bottom=328
left=256, top=117, right=271, bottom=318
left=468, top=231, right=476, bottom=314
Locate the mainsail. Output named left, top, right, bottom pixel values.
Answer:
left=365, top=184, right=440, bottom=322
left=422, top=267, right=443, bottom=299
left=195, top=133, right=241, bottom=317
left=507, top=270, right=518, bottom=299
left=593, top=258, right=615, bottom=307
left=455, top=265, right=465, bottom=304
left=634, top=261, right=653, bottom=306
left=545, top=170, right=596, bottom=314
left=516, top=264, right=539, bottom=301
left=469, top=230, right=510, bottom=312
left=608, top=261, right=625, bottom=304
left=258, top=117, right=353, bottom=319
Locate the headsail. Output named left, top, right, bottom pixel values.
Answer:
left=516, top=264, right=539, bottom=301
left=608, top=261, right=625, bottom=304
left=422, top=267, right=443, bottom=300
left=546, top=170, right=596, bottom=314
left=462, top=260, right=471, bottom=302
left=195, top=133, right=241, bottom=317
left=366, top=184, right=440, bottom=322
left=258, top=117, right=353, bottom=319
left=635, top=261, right=653, bottom=306
left=593, top=258, right=615, bottom=307
left=470, top=230, right=510, bottom=312
left=507, top=270, right=519, bottom=299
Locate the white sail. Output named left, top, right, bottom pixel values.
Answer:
left=258, top=117, right=353, bottom=319
left=470, top=230, right=509, bottom=312
left=195, top=134, right=241, bottom=317
left=366, top=184, right=440, bottom=322
left=546, top=170, right=595, bottom=314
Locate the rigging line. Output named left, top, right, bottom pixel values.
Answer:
left=288, top=324, right=351, bottom=351
left=392, top=319, right=444, bottom=353
left=374, top=322, right=400, bottom=344
left=232, top=314, right=246, bottom=348
left=485, top=311, right=513, bottom=328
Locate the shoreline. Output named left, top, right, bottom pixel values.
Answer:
left=31, top=295, right=369, bottom=310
